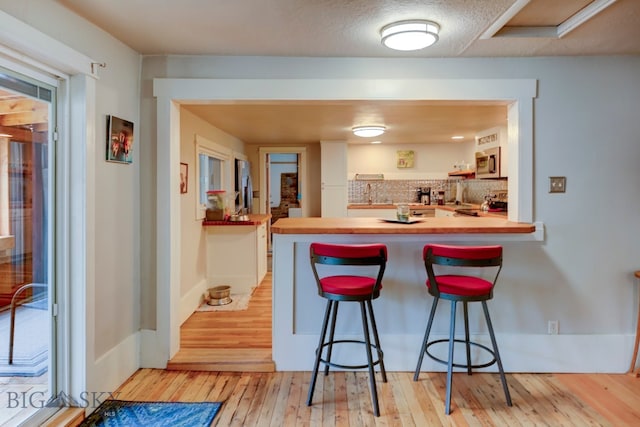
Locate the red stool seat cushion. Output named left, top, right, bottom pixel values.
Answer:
left=320, top=275, right=379, bottom=296
left=426, top=275, right=492, bottom=297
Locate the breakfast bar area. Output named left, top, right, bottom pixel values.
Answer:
left=271, top=216, right=546, bottom=372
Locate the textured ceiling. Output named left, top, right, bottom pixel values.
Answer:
left=50, top=0, right=640, bottom=145
left=56, top=0, right=640, bottom=57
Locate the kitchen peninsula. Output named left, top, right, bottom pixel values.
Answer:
left=270, top=216, right=541, bottom=371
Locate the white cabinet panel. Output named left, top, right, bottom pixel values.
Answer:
left=321, top=185, right=348, bottom=217
left=320, top=141, right=347, bottom=186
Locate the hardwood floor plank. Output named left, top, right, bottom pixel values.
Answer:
left=400, top=373, right=440, bottom=426
left=322, top=372, right=338, bottom=427
left=103, top=369, right=640, bottom=427
left=282, top=371, right=301, bottom=426
left=295, top=372, right=313, bottom=426
left=555, top=374, right=637, bottom=426
left=335, top=372, right=352, bottom=427
left=345, top=372, right=364, bottom=426
left=270, top=371, right=294, bottom=427
left=255, top=371, right=282, bottom=425
left=216, top=373, right=252, bottom=427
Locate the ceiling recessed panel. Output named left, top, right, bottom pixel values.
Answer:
left=506, top=0, right=594, bottom=27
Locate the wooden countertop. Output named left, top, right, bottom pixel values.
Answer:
left=271, top=216, right=535, bottom=235
left=203, top=213, right=271, bottom=226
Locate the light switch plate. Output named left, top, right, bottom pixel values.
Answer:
left=549, top=176, right=566, bottom=193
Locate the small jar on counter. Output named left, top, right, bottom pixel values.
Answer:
left=206, top=190, right=226, bottom=220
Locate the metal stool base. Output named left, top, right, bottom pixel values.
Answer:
left=307, top=299, right=387, bottom=417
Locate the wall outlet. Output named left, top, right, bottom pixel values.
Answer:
left=548, top=320, right=559, bottom=335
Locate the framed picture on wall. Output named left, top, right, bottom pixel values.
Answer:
left=180, top=162, right=188, bottom=194
left=106, top=115, right=134, bottom=164
left=397, top=150, right=414, bottom=168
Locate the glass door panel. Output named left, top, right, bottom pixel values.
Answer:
left=0, top=67, right=55, bottom=424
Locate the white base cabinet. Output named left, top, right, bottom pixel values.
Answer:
left=205, top=221, right=268, bottom=295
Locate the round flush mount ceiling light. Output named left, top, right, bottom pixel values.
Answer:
left=352, top=126, right=386, bottom=138
left=380, top=20, right=440, bottom=51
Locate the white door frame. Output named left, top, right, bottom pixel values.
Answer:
left=258, top=147, right=308, bottom=217
left=0, top=9, right=97, bottom=413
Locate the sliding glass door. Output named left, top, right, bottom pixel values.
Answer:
left=0, top=66, right=56, bottom=424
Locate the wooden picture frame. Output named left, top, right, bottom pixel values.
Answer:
left=180, top=162, right=188, bottom=194
left=106, top=115, right=134, bottom=164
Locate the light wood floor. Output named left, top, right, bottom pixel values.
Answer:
left=167, top=272, right=274, bottom=372
left=111, top=368, right=640, bottom=426
left=148, top=269, right=640, bottom=425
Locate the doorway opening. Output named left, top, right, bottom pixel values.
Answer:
left=258, top=147, right=307, bottom=251
left=267, top=153, right=300, bottom=223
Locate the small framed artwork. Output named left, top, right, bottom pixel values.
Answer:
left=397, top=150, right=414, bottom=168
left=180, top=163, right=188, bottom=194
left=106, top=115, right=134, bottom=164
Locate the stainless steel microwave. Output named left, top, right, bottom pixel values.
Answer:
left=475, top=147, right=500, bottom=178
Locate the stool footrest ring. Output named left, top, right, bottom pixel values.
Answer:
left=425, top=338, right=497, bottom=370
left=317, top=339, right=384, bottom=371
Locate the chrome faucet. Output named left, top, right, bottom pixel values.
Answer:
left=365, top=183, right=372, bottom=204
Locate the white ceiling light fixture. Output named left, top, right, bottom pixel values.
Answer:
left=381, top=20, right=440, bottom=51
left=352, top=125, right=386, bottom=137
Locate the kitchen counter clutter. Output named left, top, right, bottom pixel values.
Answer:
left=203, top=214, right=270, bottom=295
left=270, top=215, right=541, bottom=372
left=202, top=213, right=271, bottom=226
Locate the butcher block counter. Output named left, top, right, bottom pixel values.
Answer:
left=270, top=216, right=542, bottom=372
left=271, top=216, right=534, bottom=235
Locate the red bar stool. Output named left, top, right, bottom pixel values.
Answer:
left=306, top=242, right=388, bottom=417
left=413, top=244, right=512, bottom=414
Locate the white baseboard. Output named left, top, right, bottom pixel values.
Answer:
left=179, top=279, right=208, bottom=325
left=92, top=333, right=140, bottom=394
left=274, top=333, right=635, bottom=373
left=139, top=329, right=170, bottom=369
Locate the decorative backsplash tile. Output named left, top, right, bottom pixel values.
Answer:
left=348, top=178, right=508, bottom=205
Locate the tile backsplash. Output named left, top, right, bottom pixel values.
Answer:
left=348, top=178, right=508, bottom=205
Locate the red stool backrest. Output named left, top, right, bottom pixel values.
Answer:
left=423, top=244, right=503, bottom=298
left=311, top=243, right=388, bottom=262
left=310, top=243, right=387, bottom=297
left=423, top=244, right=502, bottom=267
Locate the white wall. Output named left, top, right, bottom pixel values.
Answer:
left=142, top=55, right=640, bottom=372
left=0, top=0, right=142, bottom=395
left=348, top=141, right=476, bottom=179
left=179, top=108, right=245, bottom=303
